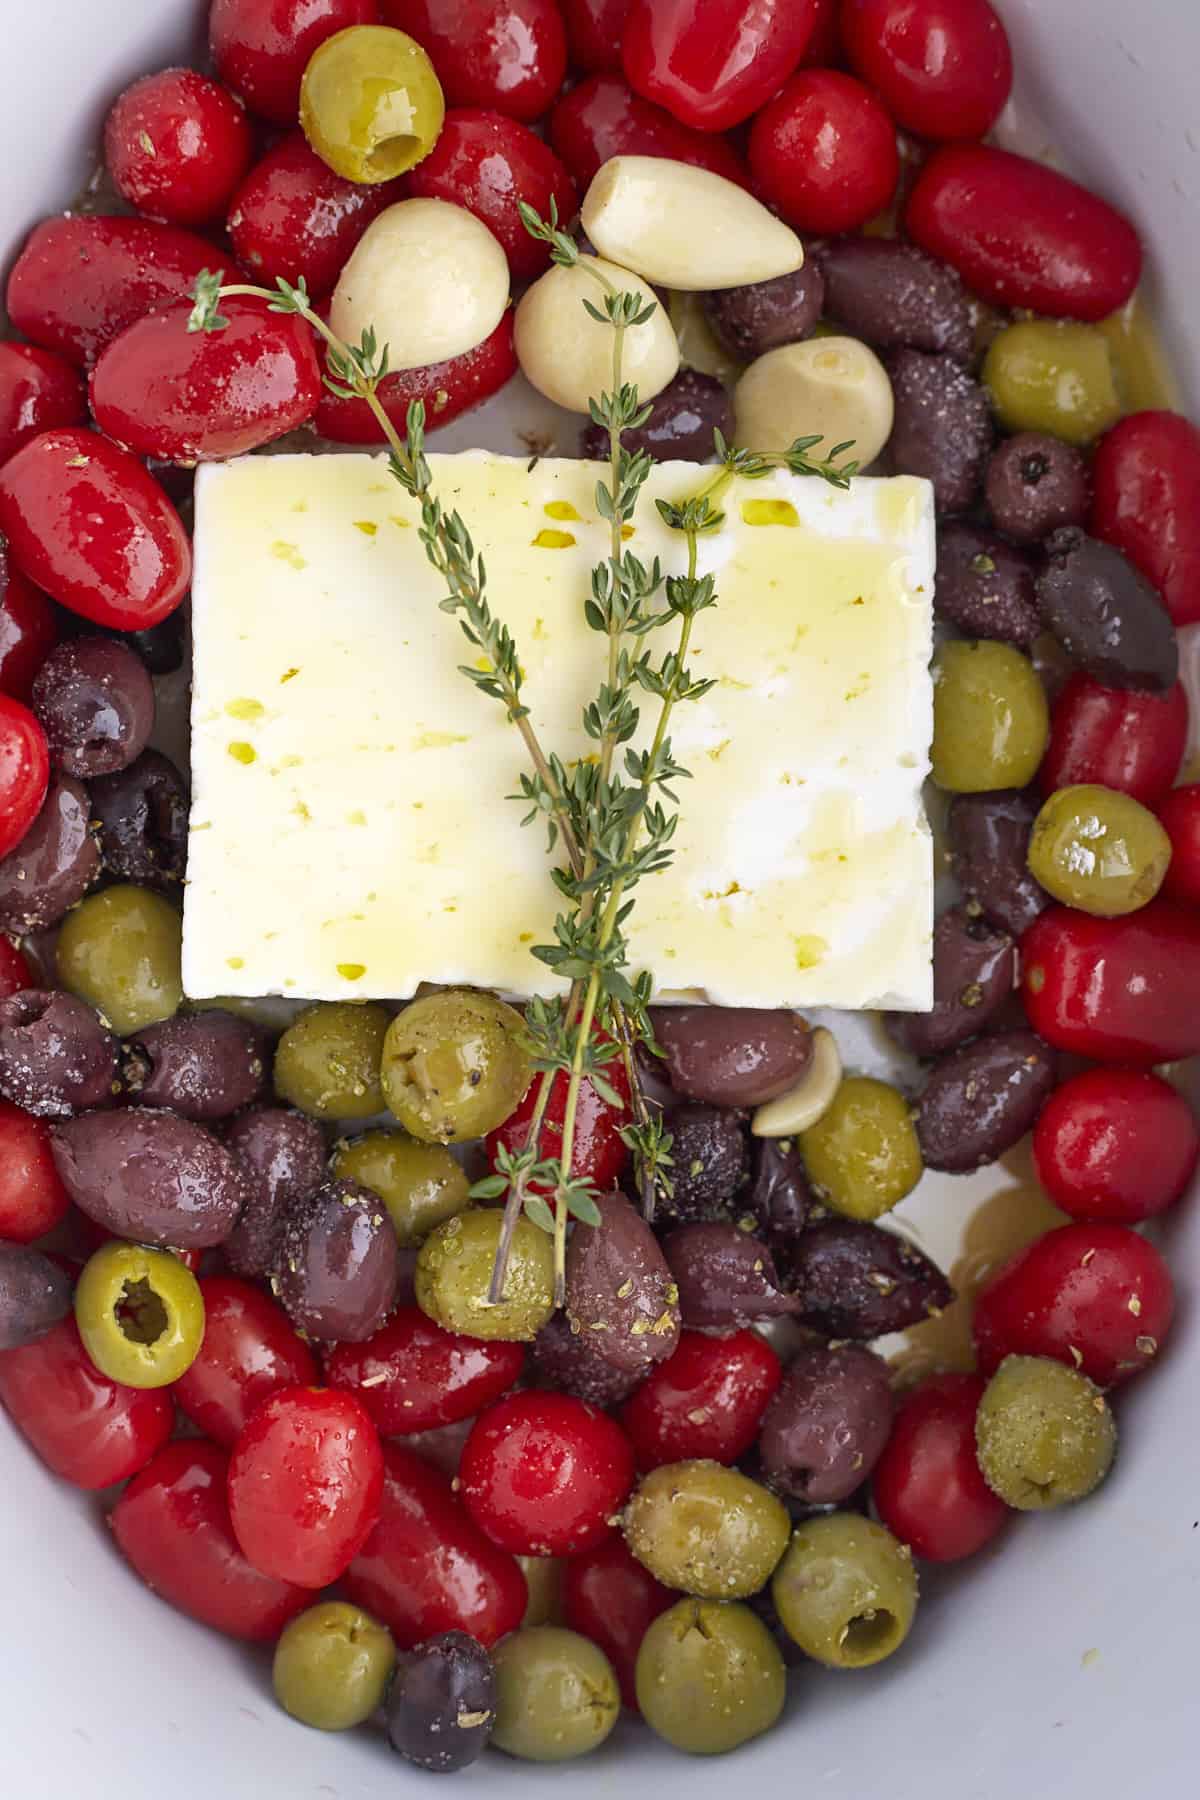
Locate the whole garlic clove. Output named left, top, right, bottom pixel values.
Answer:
left=734, top=335, right=894, bottom=467
left=515, top=254, right=679, bottom=414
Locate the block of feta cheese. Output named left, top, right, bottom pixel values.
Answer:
left=184, top=452, right=934, bottom=1011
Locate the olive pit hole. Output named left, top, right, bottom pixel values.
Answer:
left=838, top=1609, right=899, bottom=1664
left=115, top=1277, right=169, bottom=1346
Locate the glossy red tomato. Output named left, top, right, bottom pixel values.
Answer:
left=0, top=1317, right=172, bottom=1489
left=0, top=548, right=58, bottom=705
left=550, top=74, right=748, bottom=191
left=210, top=0, right=378, bottom=125
left=0, top=1101, right=69, bottom=1242
left=622, top=0, right=819, bottom=132
left=973, top=1222, right=1175, bottom=1388
left=561, top=1536, right=675, bottom=1709
left=407, top=110, right=578, bottom=281
left=459, top=1392, right=635, bottom=1557
left=1021, top=901, right=1200, bottom=1065
left=112, top=1440, right=310, bottom=1640
left=1039, top=674, right=1188, bottom=808
left=105, top=69, right=253, bottom=227
left=1032, top=1068, right=1198, bottom=1225
left=345, top=1441, right=528, bottom=1647
left=0, top=429, right=191, bottom=631
left=228, top=1386, right=384, bottom=1588
left=841, top=0, right=1012, bottom=141
left=326, top=1305, right=524, bottom=1436
left=872, top=1373, right=1008, bottom=1563
left=907, top=145, right=1142, bottom=321
left=486, top=1056, right=631, bottom=1198
left=228, top=134, right=398, bottom=299
left=315, top=313, right=517, bottom=442
left=562, top=0, right=628, bottom=71
left=173, top=1277, right=318, bottom=1449
left=0, top=344, right=86, bottom=469
left=1158, top=785, right=1200, bottom=906
left=1091, top=412, right=1200, bottom=628
left=749, top=69, right=899, bottom=236
left=381, top=0, right=568, bottom=122
left=0, top=939, right=35, bottom=1003
left=0, top=696, right=49, bottom=862
left=620, top=1328, right=781, bottom=1470
left=6, top=215, right=219, bottom=369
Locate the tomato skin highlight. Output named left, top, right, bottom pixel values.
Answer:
left=0, top=550, right=59, bottom=705
left=1158, top=785, right=1200, bottom=906
left=749, top=69, right=900, bottom=237
left=0, top=695, right=49, bottom=861
left=1032, top=1068, right=1199, bottom=1225
left=380, top=0, right=568, bottom=123
left=841, top=0, right=1013, bottom=141
left=459, top=1390, right=637, bottom=1557
left=872, top=1373, right=1009, bottom=1563
left=326, top=1305, right=525, bottom=1436
left=228, top=133, right=400, bottom=300
left=620, top=1329, right=782, bottom=1470
left=622, top=0, right=820, bottom=133
left=104, top=69, right=254, bottom=228
left=407, top=109, right=579, bottom=282
left=1021, top=901, right=1200, bottom=1065
left=486, top=1056, right=631, bottom=1197
left=1039, top=673, right=1188, bottom=808
left=0, top=344, right=85, bottom=469
left=550, top=75, right=749, bottom=193
left=211, top=0, right=378, bottom=126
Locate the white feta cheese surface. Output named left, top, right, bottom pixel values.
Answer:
left=184, top=452, right=934, bottom=1010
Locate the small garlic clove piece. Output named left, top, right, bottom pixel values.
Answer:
left=515, top=254, right=679, bottom=415
left=581, top=155, right=804, bottom=292
left=734, top=336, right=894, bottom=467
left=751, top=1027, right=842, bottom=1138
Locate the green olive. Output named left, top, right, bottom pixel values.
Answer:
left=491, top=1627, right=620, bottom=1763
left=931, top=640, right=1049, bottom=793
left=636, top=1599, right=786, bottom=1756
left=56, top=885, right=182, bottom=1037
left=74, top=1242, right=204, bottom=1389
left=799, top=1075, right=921, bottom=1221
left=771, top=1514, right=918, bottom=1670
left=300, top=25, right=445, bottom=184
left=1028, top=783, right=1171, bottom=917
left=274, top=1001, right=389, bottom=1120
left=332, top=1129, right=470, bottom=1245
left=624, top=1460, right=791, bottom=1599
left=415, top=1207, right=554, bottom=1342
left=381, top=989, right=532, bottom=1144
left=975, top=1353, right=1116, bottom=1510
left=519, top=1556, right=565, bottom=1628
left=273, top=1601, right=396, bottom=1732
left=984, top=320, right=1122, bottom=447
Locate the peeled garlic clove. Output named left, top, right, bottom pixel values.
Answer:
left=734, top=336, right=894, bottom=467
left=515, top=254, right=679, bottom=414
left=330, top=198, right=510, bottom=373
left=582, top=156, right=803, bottom=292
left=751, top=1027, right=843, bottom=1138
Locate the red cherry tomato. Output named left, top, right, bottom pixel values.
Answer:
left=345, top=1440, right=528, bottom=1647
left=907, top=145, right=1142, bottom=322
left=112, top=1440, right=310, bottom=1641
left=0, top=1100, right=69, bottom=1242
left=1039, top=674, right=1188, bottom=808
left=1021, top=901, right=1200, bottom=1065
left=1091, top=412, right=1200, bottom=629
left=973, top=1221, right=1175, bottom=1388
left=90, top=297, right=322, bottom=465
left=0, top=696, right=49, bottom=863
left=210, top=0, right=378, bottom=126
left=841, top=0, right=1012, bottom=141
left=6, top=215, right=220, bottom=369
left=550, top=75, right=748, bottom=192
left=0, top=344, right=86, bottom=470
left=315, top=313, right=517, bottom=442
left=459, top=1390, right=636, bottom=1557
left=105, top=69, right=253, bottom=228
left=872, top=1373, right=1008, bottom=1563
left=0, top=429, right=191, bottom=631
left=562, top=0, right=628, bottom=72
left=622, top=0, right=819, bottom=133
left=326, top=1305, right=524, bottom=1436
left=620, top=1328, right=781, bottom=1470
left=407, top=110, right=578, bottom=282
left=561, top=1536, right=675, bottom=1709
left=1158, top=785, right=1200, bottom=907
left=749, top=69, right=899, bottom=236
left=381, top=0, right=568, bottom=123
left=228, top=1386, right=384, bottom=1589
left=173, top=1277, right=319, bottom=1449
left=228, top=134, right=398, bottom=299
left=486, top=1056, right=631, bottom=1199
left=0, top=1317, right=172, bottom=1489
left=1032, top=1068, right=1198, bottom=1225
left=0, top=549, right=58, bottom=706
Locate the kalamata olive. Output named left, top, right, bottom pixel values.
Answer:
left=0, top=990, right=119, bottom=1117
left=884, top=905, right=1014, bottom=1059
left=656, top=1103, right=749, bottom=1223
left=985, top=432, right=1089, bottom=545
left=782, top=1220, right=954, bottom=1339
left=758, top=1343, right=895, bottom=1504
left=0, top=774, right=98, bottom=933
left=661, top=1223, right=799, bottom=1332
left=273, top=1178, right=398, bottom=1344
left=650, top=1007, right=811, bottom=1108
left=31, top=637, right=154, bottom=779
left=1036, top=527, right=1178, bottom=693
left=89, top=749, right=188, bottom=891
left=915, top=1030, right=1057, bottom=1173
left=0, top=1244, right=73, bottom=1350
left=887, top=347, right=992, bottom=514
left=123, top=1011, right=270, bottom=1120
left=387, top=1631, right=497, bottom=1774
left=934, top=522, right=1040, bottom=647
left=51, top=1106, right=251, bottom=1248
left=565, top=1189, right=679, bottom=1377
left=814, top=237, right=972, bottom=361
left=748, top=1137, right=826, bottom=1246
left=580, top=369, right=732, bottom=463
left=700, top=263, right=826, bottom=361
left=947, top=789, right=1050, bottom=939
left=529, top=1311, right=643, bottom=1408
left=223, top=1106, right=328, bottom=1280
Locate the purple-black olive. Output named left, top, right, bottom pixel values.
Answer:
left=661, top=1222, right=799, bottom=1332
left=782, top=1219, right=953, bottom=1339
left=31, top=636, right=154, bottom=779
left=884, top=905, right=1014, bottom=1059
left=815, top=237, right=972, bottom=361
left=887, top=347, right=992, bottom=514
left=123, top=1010, right=270, bottom=1120
left=946, top=789, right=1050, bottom=939
left=273, top=1177, right=399, bottom=1343
left=650, top=1007, right=811, bottom=1108
left=0, top=989, right=119, bottom=1117
left=51, top=1106, right=251, bottom=1248
left=935, top=521, right=1040, bottom=647
left=223, top=1106, right=329, bottom=1279
left=1036, top=526, right=1177, bottom=693
left=0, top=774, right=98, bottom=933
left=565, top=1189, right=679, bottom=1377
left=387, top=1631, right=496, bottom=1773
left=758, top=1342, right=894, bottom=1504
left=915, top=1030, right=1057, bottom=1173
left=89, top=749, right=188, bottom=891
left=0, top=1244, right=73, bottom=1350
